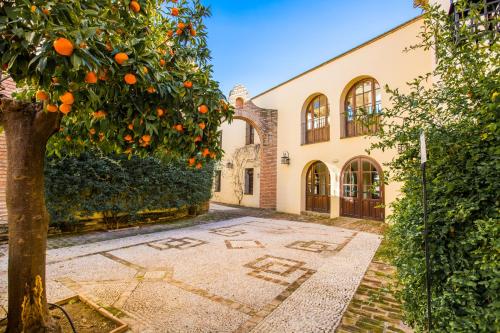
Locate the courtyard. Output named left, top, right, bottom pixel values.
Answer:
left=0, top=208, right=382, bottom=332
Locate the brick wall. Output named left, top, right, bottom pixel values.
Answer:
left=234, top=101, right=278, bottom=209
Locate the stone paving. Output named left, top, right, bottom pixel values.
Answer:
left=0, top=216, right=381, bottom=332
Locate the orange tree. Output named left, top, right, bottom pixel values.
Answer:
left=0, top=0, right=232, bottom=332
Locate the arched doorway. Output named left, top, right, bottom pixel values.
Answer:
left=305, top=161, right=331, bottom=213
left=340, top=156, right=384, bottom=220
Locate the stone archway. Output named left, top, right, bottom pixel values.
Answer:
left=233, top=101, right=278, bottom=209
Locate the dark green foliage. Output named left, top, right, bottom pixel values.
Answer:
left=370, top=2, right=499, bottom=332
left=45, top=151, right=214, bottom=228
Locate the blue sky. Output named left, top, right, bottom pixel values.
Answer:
left=204, top=0, right=422, bottom=98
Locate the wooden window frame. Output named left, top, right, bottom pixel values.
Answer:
left=244, top=168, right=254, bottom=195
left=303, top=95, right=330, bottom=144
left=341, top=78, right=382, bottom=138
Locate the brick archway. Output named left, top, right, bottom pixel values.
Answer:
left=234, top=101, right=278, bottom=209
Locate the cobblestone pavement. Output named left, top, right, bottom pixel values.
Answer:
left=0, top=215, right=381, bottom=332
left=335, top=260, right=413, bottom=333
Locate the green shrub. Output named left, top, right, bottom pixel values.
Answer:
left=45, top=151, right=214, bottom=228
left=370, top=2, right=499, bottom=332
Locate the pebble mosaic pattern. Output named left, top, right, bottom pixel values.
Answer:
left=0, top=217, right=381, bottom=332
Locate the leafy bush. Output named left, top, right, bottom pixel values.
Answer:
left=371, top=2, right=499, bottom=332
left=45, top=151, right=214, bottom=228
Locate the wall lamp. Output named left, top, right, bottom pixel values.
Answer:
left=281, top=151, right=290, bottom=165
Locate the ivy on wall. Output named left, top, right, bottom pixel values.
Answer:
left=45, top=150, right=214, bottom=228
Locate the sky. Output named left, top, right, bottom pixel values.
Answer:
left=203, top=0, right=422, bottom=98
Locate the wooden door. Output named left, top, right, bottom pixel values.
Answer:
left=306, top=162, right=331, bottom=213
left=341, top=157, right=384, bottom=220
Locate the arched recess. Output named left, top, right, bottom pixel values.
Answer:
left=233, top=100, right=278, bottom=209
left=339, top=75, right=382, bottom=138
left=340, top=156, right=384, bottom=221
left=304, top=161, right=331, bottom=213
left=300, top=93, right=330, bottom=144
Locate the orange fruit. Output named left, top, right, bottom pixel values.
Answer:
left=124, top=134, right=133, bottom=142
left=36, top=91, right=49, bottom=101
left=210, top=152, right=216, bottom=159
left=42, top=8, right=50, bottom=15
left=171, top=7, right=179, bottom=16
left=156, top=108, right=165, bottom=117
left=59, top=92, right=74, bottom=105
left=66, top=136, right=72, bottom=142
left=142, top=134, right=151, bottom=144
left=147, top=86, right=156, bottom=94
left=59, top=104, right=71, bottom=115
left=198, top=122, right=206, bottom=130
left=46, top=104, right=58, bottom=113
left=175, top=124, right=183, bottom=132
left=89, top=128, right=96, bottom=135
left=188, top=158, right=196, bottom=166
left=124, top=73, right=137, bottom=85
left=183, top=81, right=193, bottom=88
left=170, top=49, right=176, bottom=57
left=176, top=29, right=183, bottom=36
left=93, top=110, right=107, bottom=119
left=130, top=0, right=140, bottom=13
left=195, top=163, right=202, bottom=169
left=31, top=5, right=37, bottom=12
left=159, top=59, right=166, bottom=67
left=143, top=66, right=149, bottom=73
left=85, top=72, right=98, bottom=84
left=198, top=104, right=208, bottom=114
left=53, top=38, right=74, bottom=56
left=178, top=22, right=186, bottom=29
left=194, top=135, right=202, bottom=143
left=114, top=52, right=129, bottom=65
left=190, top=29, right=197, bottom=37
left=167, top=30, right=174, bottom=38
left=202, top=148, right=210, bottom=157
left=128, top=123, right=134, bottom=130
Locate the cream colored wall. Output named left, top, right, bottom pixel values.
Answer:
left=212, top=119, right=261, bottom=208
left=430, top=0, right=451, bottom=11
left=252, top=18, right=433, bottom=218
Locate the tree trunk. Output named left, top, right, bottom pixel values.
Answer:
left=1, top=99, right=61, bottom=333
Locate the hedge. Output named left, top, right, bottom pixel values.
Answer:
left=44, top=151, right=214, bottom=229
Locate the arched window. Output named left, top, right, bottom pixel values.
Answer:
left=304, top=95, right=329, bottom=144
left=235, top=97, right=244, bottom=108
left=342, top=78, right=381, bottom=138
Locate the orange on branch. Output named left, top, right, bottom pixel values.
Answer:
left=167, top=30, right=174, bottom=38
left=194, top=135, right=202, bottom=143
left=159, top=59, right=166, bottom=67
left=89, top=128, right=96, bottom=135
left=188, top=157, right=196, bottom=166
left=147, top=86, right=156, bottom=94
left=198, top=104, right=208, bottom=114
left=36, top=91, right=49, bottom=101
left=124, top=73, right=137, bottom=85
left=184, top=81, right=193, bottom=88
left=198, top=122, right=206, bottom=130
left=176, top=29, right=183, bottom=36
left=42, top=8, right=50, bottom=15
left=93, top=110, right=107, bottom=119
left=59, top=104, right=72, bottom=115
left=31, top=5, right=37, bottom=12
left=128, top=123, right=134, bottom=130
left=171, top=7, right=179, bottom=16
left=130, top=1, right=141, bottom=13
left=53, top=38, right=74, bottom=56
left=190, top=29, right=197, bottom=37
left=114, top=52, right=129, bottom=65
left=156, top=108, right=165, bottom=117
left=195, top=163, right=202, bottom=169
left=178, top=22, right=186, bottom=29
left=175, top=124, right=183, bottom=132
left=46, top=104, right=58, bottom=113
left=59, top=92, right=74, bottom=105
left=124, top=134, right=133, bottom=142
left=85, top=72, right=98, bottom=84
left=143, top=66, right=149, bottom=74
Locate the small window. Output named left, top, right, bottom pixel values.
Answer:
left=245, top=123, right=254, bottom=145
left=236, top=97, right=244, bottom=108
left=244, top=168, right=254, bottom=195
left=214, top=170, right=221, bottom=192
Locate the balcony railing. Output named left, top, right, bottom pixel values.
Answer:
left=450, top=0, right=500, bottom=41
left=340, top=113, right=381, bottom=138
